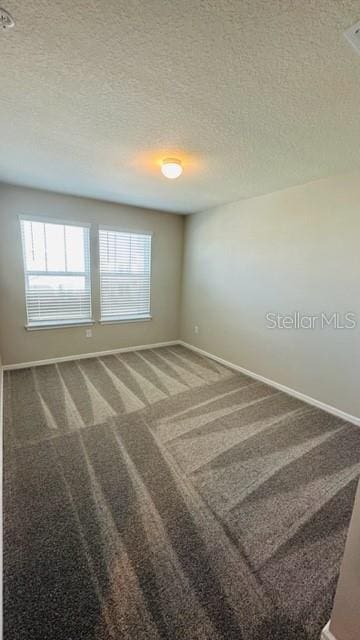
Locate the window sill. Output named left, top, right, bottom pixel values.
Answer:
left=100, top=316, right=152, bottom=325
left=26, top=320, right=95, bottom=331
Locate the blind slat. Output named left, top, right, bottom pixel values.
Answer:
left=99, top=229, right=151, bottom=321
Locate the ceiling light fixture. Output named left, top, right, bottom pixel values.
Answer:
left=344, top=20, right=360, bottom=54
left=0, top=7, right=15, bottom=30
left=161, top=158, right=183, bottom=179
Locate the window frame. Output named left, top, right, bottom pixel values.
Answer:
left=98, top=225, right=153, bottom=324
left=19, top=215, right=94, bottom=329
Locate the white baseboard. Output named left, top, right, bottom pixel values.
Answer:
left=321, top=621, right=337, bottom=640
left=2, top=340, right=179, bottom=371
left=179, top=341, right=360, bottom=427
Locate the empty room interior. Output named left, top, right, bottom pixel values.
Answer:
left=1, top=2, right=360, bottom=639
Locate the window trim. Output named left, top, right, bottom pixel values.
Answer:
left=25, top=320, right=96, bottom=331
left=99, top=316, right=152, bottom=325
left=19, top=215, right=94, bottom=328
left=19, top=214, right=91, bottom=228
left=98, top=225, right=153, bottom=323
left=97, top=224, right=153, bottom=237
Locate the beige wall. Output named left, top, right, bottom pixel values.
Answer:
left=180, top=172, right=360, bottom=418
left=330, top=479, right=360, bottom=640
left=0, top=184, right=184, bottom=365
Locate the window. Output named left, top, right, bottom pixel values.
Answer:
left=99, top=228, right=152, bottom=322
left=20, top=217, right=92, bottom=327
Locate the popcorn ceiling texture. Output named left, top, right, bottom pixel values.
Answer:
left=0, top=0, right=359, bottom=213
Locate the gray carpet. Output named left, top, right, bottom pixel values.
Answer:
left=3, top=345, right=360, bottom=639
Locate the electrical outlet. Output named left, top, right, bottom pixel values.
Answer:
left=194, top=325, right=199, bottom=334
left=85, top=328, right=92, bottom=338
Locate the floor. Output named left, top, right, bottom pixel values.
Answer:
left=3, top=345, right=360, bottom=640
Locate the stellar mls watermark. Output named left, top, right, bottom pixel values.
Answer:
left=265, top=312, right=357, bottom=330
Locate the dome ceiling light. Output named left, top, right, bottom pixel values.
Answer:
left=0, top=7, right=15, bottom=30
left=161, top=158, right=183, bottom=180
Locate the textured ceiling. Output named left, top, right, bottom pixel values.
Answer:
left=0, top=0, right=359, bottom=214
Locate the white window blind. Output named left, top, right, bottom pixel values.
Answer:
left=99, top=228, right=152, bottom=322
left=20, top=218, right=92, bottom=326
